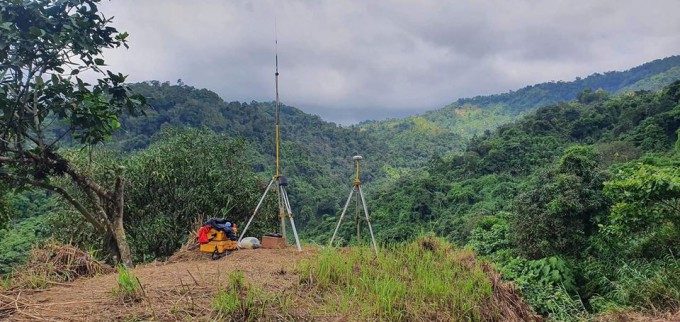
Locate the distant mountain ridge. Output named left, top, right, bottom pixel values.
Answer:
left=103, top=55, right=680, bottom=229
left=453, top=55, right=680, bottom=114
left=114, top=56, right=680, bottom=175
left=359, top=55, right=680, bottom=166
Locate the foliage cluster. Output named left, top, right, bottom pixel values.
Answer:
left=46, top=128, right=276, bottom=262
left=0, top=0, right=147, bottom=266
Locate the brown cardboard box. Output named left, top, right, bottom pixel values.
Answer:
left=261, top=235, right=287, bottom=249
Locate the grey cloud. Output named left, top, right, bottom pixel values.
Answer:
left=100, top=0, right=680, bottom=124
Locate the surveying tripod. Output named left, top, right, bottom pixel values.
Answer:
left=329, top=155, right=378, bottom=255
left=236, top=36, right=302, bottom=252
left=238, top=174, right=302, bottom=252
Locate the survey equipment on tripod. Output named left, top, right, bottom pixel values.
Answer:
left=329, top=155, right=378, bottom=255
left=237, top=36, right=302, bottom=252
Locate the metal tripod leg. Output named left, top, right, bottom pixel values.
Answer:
left=358, top=185, right=378, bottom=255
left=277, top=183, right=286, bottom=238
left=281, top=186, right=302, bottom=252
left=238, top=178, right=275, bottom=242
left=329, top=186, right=356, bottom=247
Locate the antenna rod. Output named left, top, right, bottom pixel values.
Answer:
left=353, top=155, right=363, bottom=185
left=275, top=37, right=280, bottom=178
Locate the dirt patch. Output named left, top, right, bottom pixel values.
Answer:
left=4, top=247, right=315, bottom=321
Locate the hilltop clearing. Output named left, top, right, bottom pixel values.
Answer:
left=2, top=238, right=540, bottom=321
left=4, top=248, right=311, bottom=321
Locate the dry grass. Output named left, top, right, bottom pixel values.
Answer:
left=168, top=214, right=205, bottom=263
left=5, top=241, right=113, bottom=290
left=593, top=310, right=680, bottom=322
left=2, top=237, right=542, bottom=321
left=481, top=262, right=542, bottom=322
left=0, top=241, right=113, bottom=320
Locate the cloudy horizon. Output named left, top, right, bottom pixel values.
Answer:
left=99, top=0, right=680, bottom=125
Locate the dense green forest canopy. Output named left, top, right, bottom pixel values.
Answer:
left=352, top=81, right=680, bottom=318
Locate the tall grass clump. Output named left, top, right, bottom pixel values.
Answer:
left=112, top=264, right=143, bottom=302
left=587, top=258, right=680, bottom=314
left=212, top=271, right=268, bottom=321
left=299, top=235, right=537, bottom=321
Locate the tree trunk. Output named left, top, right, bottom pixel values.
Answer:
left=103, top=232, right=121, bottom=264
left=111, top=175, right=133, bottom=267
left=101, top=212, right=133, bottom=267
left=72, top=172, right=134, bottom=267
left=111, top=214, right=133, bottom=267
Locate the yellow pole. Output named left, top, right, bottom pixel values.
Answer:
left=274, top=36, right=280, bottom=179
left=275, top=123, right=280, bottom=178
left=354, top=158, right=360, bottom=186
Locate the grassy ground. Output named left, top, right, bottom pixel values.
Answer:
left=2, top=238, right=538, bottom=321
left=297, top=235, right=537, bottom=321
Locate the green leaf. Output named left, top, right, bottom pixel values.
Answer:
left=94, top=58, right=105, bottom=65
left=29, top=27, right=45, bottom=37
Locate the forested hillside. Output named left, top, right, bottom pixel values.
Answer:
left=360, top=55, right=680, bottom=167
left=336, top=81, right=679, bottom=319
left=91, top=56, right=680, bottom=230
left=116, top=81, right=392, bottom=228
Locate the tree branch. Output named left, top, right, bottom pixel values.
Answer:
left=113, top=175, right=125, bottom=220
left=46, top=126, right=74, bottom=150
left=0, top=156, right=32, bottom=164
left=0, top=174, right=105, bottom=232
left=14, top=148, right=116, bottom=201
left=659, top=199, right=680, bottom=215
left=83, top=184, right=113, bottom=232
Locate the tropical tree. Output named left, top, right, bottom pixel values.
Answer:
left=0, top=0, right=145, bottom=266
left=511, top=146, right=609, bottom=258
left=122, top=128, right=276, bottom=261
left=604, top=163, right=680, bottom=246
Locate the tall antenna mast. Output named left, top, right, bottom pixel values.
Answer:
left=238, top=19, right=302, bottom=252
left=275, top=28, right=280, bottom=178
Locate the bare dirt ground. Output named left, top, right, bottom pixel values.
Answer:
left=5, top=247, right=316, bottom=321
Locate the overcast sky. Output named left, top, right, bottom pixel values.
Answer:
left=99, top=0, right=680, bottom=125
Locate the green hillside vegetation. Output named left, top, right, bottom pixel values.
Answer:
left=2, top=79, right=679, bottom=320
left=620, top=65, right=680, bottom=92
left=360, top=55, right=680, bottom=167
left=117, top=81, right=389, bottom=229
left=348, top=81, right=680, bottom=319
